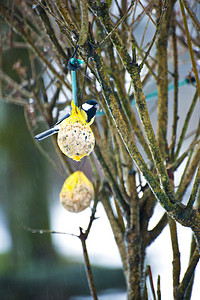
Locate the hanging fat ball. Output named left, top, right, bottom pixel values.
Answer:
left=57, top=100, right=96, bottom=161
left=60, top=171, right=94, bottom=213
left=34, top=99, right=98, bottom=141
left=34, top=100, right=98, bottom=161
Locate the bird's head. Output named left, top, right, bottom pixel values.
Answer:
left=81, top=100, right=99, bottom=125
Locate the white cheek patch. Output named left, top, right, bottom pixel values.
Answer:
left=82, top=103, right=93, bottom=111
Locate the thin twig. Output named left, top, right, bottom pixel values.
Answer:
left=147, top=265, right=156, bottom=300
left=139, top=0, right=167, bottom=70
left=0, top=69, right=33, bottom=99
left=24, top=108, right=67, bottom=177
left=99, top=0, right=135, bottom=46
left=176, top=142, right=200, bottom=201
left=157, top=275, right=161, bottom=300
left=36, top=4, right=67, bottom=61
left=170, top=17, right=179, bottom=159
left=179, top=0, right=200, bottom=103
left=79, top=229, right=98, bottom=300
left=176, top=248, right=200, bottom=298
left=168, top=216, right=181, bottom=295
left=78, top=196, right=99, bottom=300
left=173, top=139, right=200, bottom=171
left=147, top=213, right=168, bottom=245
left=129, top=0, right=154, bottom=30
left=25, top=226, right=77, bottom=237
left=0, top=3, right=70, bottom=89
left=186, top=163, right=200, bottom=211
left=138, top=0, right=156, bottom=26
left=175, top=89, right=198, bottom=160
left=94, top=142, right=129, bottom=212
left=54, top=0, right=78, bottom=32
left=181, top=0, right=200, bottom=33
left=184, top=236, right=196, bottom=299
left=35, top=0, right=71, bottom=33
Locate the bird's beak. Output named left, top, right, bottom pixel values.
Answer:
left=95, top=103, right=100, bottom=111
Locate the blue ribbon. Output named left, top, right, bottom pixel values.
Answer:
left=69, top=58, right=83, bottom=107
left=97, top=78, right=191, bottom=116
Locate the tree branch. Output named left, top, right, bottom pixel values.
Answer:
left=176, top=248, right=200, bottom=299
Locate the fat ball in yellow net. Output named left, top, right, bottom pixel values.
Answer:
left=60, top=171, right=94, bottom=213
left=57, top=101, right=95, bottom=161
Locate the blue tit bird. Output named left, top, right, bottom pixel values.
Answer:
left=34, top=100, right=99, bottom=142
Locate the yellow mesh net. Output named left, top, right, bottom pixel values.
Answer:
left=60, top=171, right=94, bottom=213
left=57, top=101, right=95, bottom=161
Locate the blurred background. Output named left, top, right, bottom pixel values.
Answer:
left=0, top=0, right=200, bottom=299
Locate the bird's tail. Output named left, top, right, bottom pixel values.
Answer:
left=34, top=128, right=59, bottom=142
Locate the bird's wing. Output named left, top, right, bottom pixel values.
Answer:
left=54, top=113, right=70, bottom=126
left=34, top=127, right=59, bottom=142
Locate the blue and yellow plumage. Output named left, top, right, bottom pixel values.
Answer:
left=34, top=99, right=98, bottom=142
left=34, top=100, right=98, bottom=161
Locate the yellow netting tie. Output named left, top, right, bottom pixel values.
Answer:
left=59, top=171, right=94, bottom=213
left=57, top=100, right=95, bottom=161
